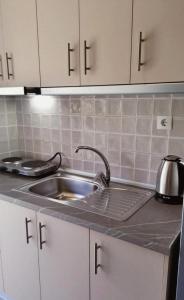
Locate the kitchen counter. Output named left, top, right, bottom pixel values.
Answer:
left=0, top=172, right=182, bottom=255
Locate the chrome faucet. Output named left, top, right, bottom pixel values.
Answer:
left=75, top=146, right=111, bottom=187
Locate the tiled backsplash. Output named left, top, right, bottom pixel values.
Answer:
left=1, top=94, right=184, bottom=186
left=0, top=98, right=19, bottom=159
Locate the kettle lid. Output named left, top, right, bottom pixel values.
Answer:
left=164, top=155, right=181, bottom=162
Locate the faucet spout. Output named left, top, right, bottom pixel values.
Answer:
left=75, top=146, right=111, bottom=187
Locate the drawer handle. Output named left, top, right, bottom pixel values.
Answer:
left=84, top=40, right=91, bottom=75
left=6, top=52, right=14, bottom=79
left=138, top=32, right=145, bottom=71
left=25, top=218, right=32, bottom=244
left=68, top=43, right=75, bottom=76
left=39, top=222, right=46, bottom=250
left=95, top=243, right=101, bottom=275
left=0, top=55, right=3, bottom=79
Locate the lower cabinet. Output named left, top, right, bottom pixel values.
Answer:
left=0, top=201, right=40, bottom=300
left=90, top=230, right=169, bottom=300
left=0, top=201, right=89, bottom=300
left=0, top=201, right=170, bottom=300
left=37, top=213, right=89, bottom=300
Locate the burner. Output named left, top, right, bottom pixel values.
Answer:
left=2, top=157, right=22, bottom=164
left=21, top=160, right=48, bottom=169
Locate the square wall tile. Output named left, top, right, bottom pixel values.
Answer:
left=72, top=131, right=82, bottom=146
left=151, top=137, right=168, bottom=155
left=121, top=135, right=136, bottom=151
left=0, top=114, right=7, bottom=126
left=61, top=130, right=71, bottom=145
left=121, top=151, right=135, bottom=168
left=70, top=99, right=81, bottom=114
left=150, top=155, right=163, bottom=172
left=137, top=98, right=154, bottom=116
left=108, top=150, right=121, bottom=165
left=122, top=99, right=137, bottom=116
left=95, top=133, right=107, bottom=149
left=83, top=132, right=94, bottom=146
left=154, top=98, right=172, bottom=115
left=136, top=136, right=151, bottom=153
left=170, top=119, right=184, bottom=138
left=51, top=115, right=60, bottom=129
left=110, top=165, right=121, bottom=178
left=108, top=134, right=121, bottom=151
left=71, top=116, right=82, bottom=130
left=121, top=167, right=134, bottom=180
left=60, top=99, right=70, bottom=115
left=169, top=139, right=184, bottom=157
left=95, top=99, right=105, bottom=115
left=95, top=117, right=108, bottom=132
left=172, top=98, right=184, bottom=117
left=135, top=153, right=150, bottom=170
left=135, top=169, right=148, bottom=183
left=61, top=116, right=71, bottom=129
left=108, top=117, right=121, bottom=133
left=122, top=117, right=136, bottom=134
left=136, top=118, right=152, bottom=135
left=106, top=99, right=121, bottom=116
left=148, top=172, right=157, bottom=186
left=81, top=98, right=95, bottom=115
left=84, top=117, right=94, bottom=131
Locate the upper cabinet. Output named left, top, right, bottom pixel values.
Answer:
left=37, top=0, right=132, bottom=87
left=0, top=0, right=40, bottom=87
left=0, top=0, right=183, bottom=88
left=80, top=0, right=132, bottom=86
left=131, top=0, right=184, bottom=84
left=0, top=3, right=5, bottom=88
left=37, top=0, right=80, bottom=87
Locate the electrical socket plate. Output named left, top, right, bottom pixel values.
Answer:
left=157, top=116, right=173, bottom=130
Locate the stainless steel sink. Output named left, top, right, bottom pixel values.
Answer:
left=16, top=173, right=154, bottom=221
left=19, top=175, right=100, bottom=203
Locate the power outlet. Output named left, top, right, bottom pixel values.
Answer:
left=157, top=116, right=173, bottom=130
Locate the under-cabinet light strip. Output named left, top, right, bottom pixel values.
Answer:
left=41, top=83, right=184, bottom=96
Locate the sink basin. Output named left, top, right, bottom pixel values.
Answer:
left=24, top=176, right=100, bottom=202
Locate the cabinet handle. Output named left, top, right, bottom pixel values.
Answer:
left=6, top=52, right=14, bottom=79
left=25, top=218, right=32, bottom=244
left=84, top=40, right=91, bottom=75
left=68, top=43, right=75, bottom=76
left=95, top=243, right=101, bottom=275
left=138, top=32, right=145, bottom=71
left=0, top=55, right=3, bottom=79
left=39, top=222, right=46, bottom=250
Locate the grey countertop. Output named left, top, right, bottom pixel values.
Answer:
left=0, top=172, right=182, bottom=256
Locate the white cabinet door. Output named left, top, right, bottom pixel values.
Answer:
left=0, top=250, right=4, bottom=293
left=37, top=0, right=80, bottom=87
left=0, top=1, right=6, bottom=87
left=38, top=213, right=89, bottom=300
left=90, top=230, right=168, bottom=300
left=0, top=0, right=40, bottom=87
left=131, top=0, right=184, bottom=83
left=80, top=0, right=132, bottom=86
left=0, top=201, right=40, bottom=300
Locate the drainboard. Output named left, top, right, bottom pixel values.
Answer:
left=63, top=188, right=154, bottom=221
